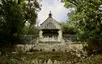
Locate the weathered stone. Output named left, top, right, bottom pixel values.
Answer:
left=57, top=61, right=60, bottom=64
left=47, top=59, right=53, bottom=64
left=38, top=60, right=42, bottom=64
left=43, top=60, right=47, bottom=64
left=35, top=59, right=39, bottom=64
left=54, top=60, right=57, bottom=64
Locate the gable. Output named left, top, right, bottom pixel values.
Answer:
left=44, top=22, right=56, bottom=29
left=40, top=17, right=61, bottom=30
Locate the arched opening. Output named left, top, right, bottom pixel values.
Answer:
left=40, top=49, right=43, bottom=52
left=52, top=49, right=55, bottom=52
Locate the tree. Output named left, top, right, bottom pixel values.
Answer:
left=21, top=0, right=40, bottom=35
left=63, top=0, right=102, bottom=54
left=0, top=0, right=40, bottom=53
left=60, top=22, right=76, bottom=34
left=23, top=0, right=40, bottom=27
left=0, top=0, right=24, bottom=51
left=22, top=24, right=39, bottom=35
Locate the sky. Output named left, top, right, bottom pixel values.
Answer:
left=38, top=0, right=72, bottom=24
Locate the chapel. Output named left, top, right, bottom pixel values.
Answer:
left=18, top=12, right=80, bottom=52
left=39, top=11, right=62, bottom=43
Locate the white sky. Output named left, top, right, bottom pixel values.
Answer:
left=38, top=0, right=72, bottom=24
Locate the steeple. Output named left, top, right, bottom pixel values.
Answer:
left=49, top=11, right=52, bottom=18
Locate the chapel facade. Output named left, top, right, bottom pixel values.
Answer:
left=17, top=12, right=80, bottom=52
left=39, top=12, right=62, bottom=43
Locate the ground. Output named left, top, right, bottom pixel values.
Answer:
left=0, top=52, right=102, bottom=64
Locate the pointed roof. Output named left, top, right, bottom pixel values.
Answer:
left=40, top=12, right=61, bottom=30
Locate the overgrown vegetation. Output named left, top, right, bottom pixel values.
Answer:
left=0, top=52, right=102, bottom=64
left=0, top=52, right=82, bottom=64
left=60, top=22, right=76, bottom=34
left=0, top=0, right=40, bottom=52
left=63, top=0, right=102, bottom=54
left=76, top=54, right=102, bottom=64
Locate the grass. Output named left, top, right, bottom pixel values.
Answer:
left=16, top=52, right=79, bottom=61
left=76, top=54, right=102, bottom=64
left=0, top=52, right=102, bottom=64
left=0, top=52, right=79, bottom=64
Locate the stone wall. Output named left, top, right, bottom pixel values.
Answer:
left=17, top=35, right=85, bottom=53
left=15, top=43, right=85, bottom=53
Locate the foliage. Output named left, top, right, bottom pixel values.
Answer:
left=60, top=22, right=76, bottom=34
left=63, top=0, right=102, bottom=54
left=76, top=54, right=102, bottom=64
left=23, top=0, right=40, bottom=26
left=0, top=0, right=40, bottom=52
left=0, top=52, right=102, bottom=64
left=22, top=24, right=39, bottom=35
left=0, top=52, right=80, bottom=64
left=0, top=0, right=24, bottom=51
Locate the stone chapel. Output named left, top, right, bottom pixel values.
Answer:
left=39, top=11, right=62, bottom=43
left=28, top=12, right=68, bottom=52
left=18, top=12, right=82, bottom=52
